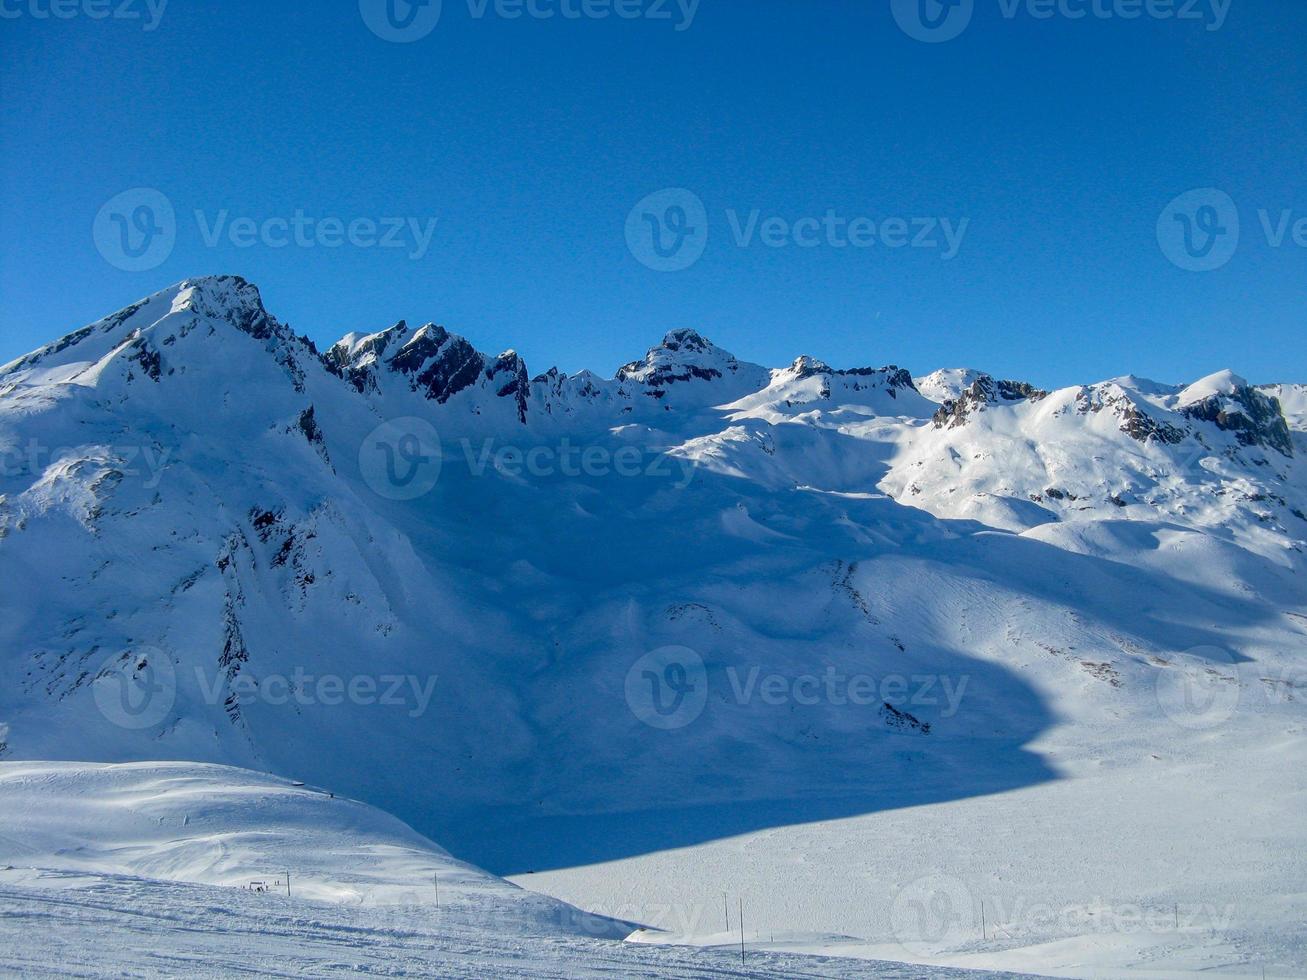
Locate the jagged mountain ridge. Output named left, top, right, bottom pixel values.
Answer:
left=1, top=275, right=1304, bottom=876
left=6, top=276, right=1296, bottom=462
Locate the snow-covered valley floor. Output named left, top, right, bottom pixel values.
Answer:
left=514, top=718, right=1307, bottom=980
left=0, top=761, right=1037, bottom=979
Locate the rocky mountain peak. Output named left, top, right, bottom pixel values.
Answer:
left=170, top=275, right=276, bottom=340
left=788, top=356, right=833, bottom=379
left=615, top=329, right=768, bottom=399
left=932, top=373, right=1049, bottom=429
left=659, top=328, right=711, bottom=354
left=1178, top=378, right=1293, bottom=457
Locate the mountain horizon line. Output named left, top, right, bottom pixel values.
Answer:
left=6, top=274, right=1296, bottom=397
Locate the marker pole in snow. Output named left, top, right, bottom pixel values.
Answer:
left=738, top=898, right=745, bottom=967
left=981, top=900, right=987, bottom=941
left=286, top=872, right=291, bottom=899
left=434, top=872, right=440, bottom=910
left=723, top=893, right=729, bottom=932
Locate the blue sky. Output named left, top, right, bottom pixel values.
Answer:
left=2, top=0, right=1303, bottom=387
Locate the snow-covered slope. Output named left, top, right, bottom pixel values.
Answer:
left=914, top=367, right=986, bottom=404
left=0, top=760, right=619, bottom=921
left=0, top=761, right=1034, bottom=978
left=1260, top=382, right=1307, bottom=432
left=1, top=276, right=1304, bottom=977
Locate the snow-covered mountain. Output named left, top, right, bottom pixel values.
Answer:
left=2, top=276, right=1305, bottom=976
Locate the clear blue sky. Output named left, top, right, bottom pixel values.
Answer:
left=2, top=0, right=1304, bottom=387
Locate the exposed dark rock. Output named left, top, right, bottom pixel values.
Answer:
left=297, top=406, right=323, bottom=446
left=933, top=374, right=1049, bottom=428
left=619, top=360, right=724, bottom=387
left=880, top=701, right=931, bottom=735
left=790, top=357, right=918, bottom=398
left=386, top=325, right=487, bottom=404
left=617, top=330, right=728, bottom=388
left=487, top=351, right=530, bottom=423
left=249, top=508, right=282, bottom=542
left=126, top=336, right=162, bottom=381
left=1181, top=386, right=1293, bottom=457
left=295, top=406, right=333, bottom=468
left=1074, top=386, right=1185, bottom=446
left=1120, top=403, right=1186, bottom=445
left=659, top=328, right=710, bottom=355
left=324, top=323, right=412, bottom=394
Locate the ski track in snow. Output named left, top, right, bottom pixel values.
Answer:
left=0, top=870, right=1042, bottom=979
